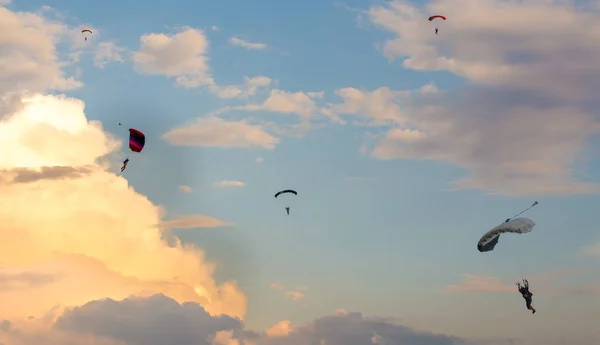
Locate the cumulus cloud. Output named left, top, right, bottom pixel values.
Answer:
left=161, top=215, right=234, bottom=229
left=0, top=298, right=465, bottom=345
left=178, top=185, right=194, bottom=193
left=162, top=116, right=280, bottom=150
left=132, top=27, right=214, bottom=88
left=229, top=37, right=267, bottom=50
left=352, top=0, right=600, bottom=196
left=214, top=180, right=245, bottom=188
left=94, top=42, right=126, bottom=68
left=0, top=5, right=82, bottom=96
left=0, top=93, right=247, bottom=323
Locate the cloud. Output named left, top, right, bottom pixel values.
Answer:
left=0, top=270, right=60, bottom=291
left=0, top=166, right=94, bottom=184
left=269, top=283, right=306, bottom=301
left=255, top=157, right=264, bottom=163
left=94, top=42, right=126, bottom=68
left=283, top=291, right=305, bottom=301
left=161, top=215, right=234, bottom=229
left=268, top=283, right=284, bottom=291
left=211, top=76, right=272, bottom=99
left=0, top=297, right=465, bottom=345
left=162, top=116, right=280, bottom=150
left=229, top=37, right=267, bottom=50
left=442, top=269, right=586, bottom=294
left=265, top=320, right=292, bottom=337
left=0, top=92, right=247, bottom=322
left=178, top=185, right=194, bottom=193
left=345, top=176, right=379, bottom=182
left=54, top=294, right=244, bottom=345
left=211, top=26, right=219, bottom=31
left=0, top=5, right=82, bottom=96
left=214, top=180, right=245, bottom=188
left=441, top=274, right=514, bottom=294
left=132, top=27, right=214, bottom=88
left=354, top=0, right=600, bottom=196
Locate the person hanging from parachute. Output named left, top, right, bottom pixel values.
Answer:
left=274, top=189, right=297, bottom=215
left=428, top=15, right=446, bottom=34
left=477, top=201, right=539, bottom=252
left=82, top=29, right=92, bottom=41
left=119, top=124, right=146, bottom=173
left=516, top=278, right=536, bottom=314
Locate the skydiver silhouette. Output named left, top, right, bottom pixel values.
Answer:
left=121, top=158, right=129, bottom=172
left=285, top=207, right=290, bottom=215
left=516, top=279, right=536, bottom=314
left=435, top=28, right=438, bottom=34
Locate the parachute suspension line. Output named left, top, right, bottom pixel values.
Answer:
left=508, top=201, right=539, bottom=221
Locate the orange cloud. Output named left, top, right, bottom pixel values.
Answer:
left=0, top=93, right=247, bottom=323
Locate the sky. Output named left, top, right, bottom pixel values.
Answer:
left=0, top=0, right=600, bottom=344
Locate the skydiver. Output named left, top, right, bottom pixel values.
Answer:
left=435, top=28, right=438, bottom=34
left=516, top=279, right=536, bottom=314
left=120, top=158, right=129, bottom=172
left=285, top=207, right=290, bottom=215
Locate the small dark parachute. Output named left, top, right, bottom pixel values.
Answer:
left=274, top=189, right=297, bottom=215
left=428, top=15, right=446, bottom=34
left=82, top=29, right=92, bottom=41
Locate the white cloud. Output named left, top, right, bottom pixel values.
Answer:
left=213, top=180, right=245, bottom=188
left=132, top=27, right=214, bottom=88
left=229, top=37, right=267, bottom=50
left=0, top=5, right=82, bottom=96
left=210, top=76, right=272, bottom=99
left=161, top=215, right=233, bottom=229
left=94, top=42, right=125, bottom=68
left=347, top=0, right=600, bottom=196
left=178, top=185, right=194, bottom=193
left=211, top=26, right=219, bottom=31
left=255, top=157, right=264, bottom=163
left=162, top=116, right=280, bottom=150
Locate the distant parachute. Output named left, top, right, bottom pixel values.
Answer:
left=81, top=29, right=92, bottom=41
left=128, top=128, right=146, bottom=153
left=274, top=189, right=297, bottom=215
left=428, top=15, right=446, bottom=21
left=477, top=201, right=539, bottom=252
left=274, top=189, right=297, bottom=198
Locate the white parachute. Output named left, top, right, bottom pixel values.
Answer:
left=477, top=202, right=538, bottom=253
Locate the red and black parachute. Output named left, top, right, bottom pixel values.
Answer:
left=428, top=15, right=446, bottom=21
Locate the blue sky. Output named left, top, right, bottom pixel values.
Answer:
left=2, top=0, right=600, bottom=344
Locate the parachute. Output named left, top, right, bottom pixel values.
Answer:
left=428, top=15, right=446, bottom=21
left=477, top=202, right=538, bottom=252
left=274, top=189, right=297, bottom=198
left=128, top=128, right=146, bottom=153
left=477, top=218, right=535, bottom=252
left=81, top=29, right=92, bottom=41
left=274, top=189, right=297, bottom=215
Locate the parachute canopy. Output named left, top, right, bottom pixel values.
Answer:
left=477, top=218, right=535, bottom=253
left=428, top=15, right=446, bottom=21
left=274, top=189, right=297, bottom=198
left=81, top=29, right=93, bottom=34
left=128, top=128, right=146, bottom=153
